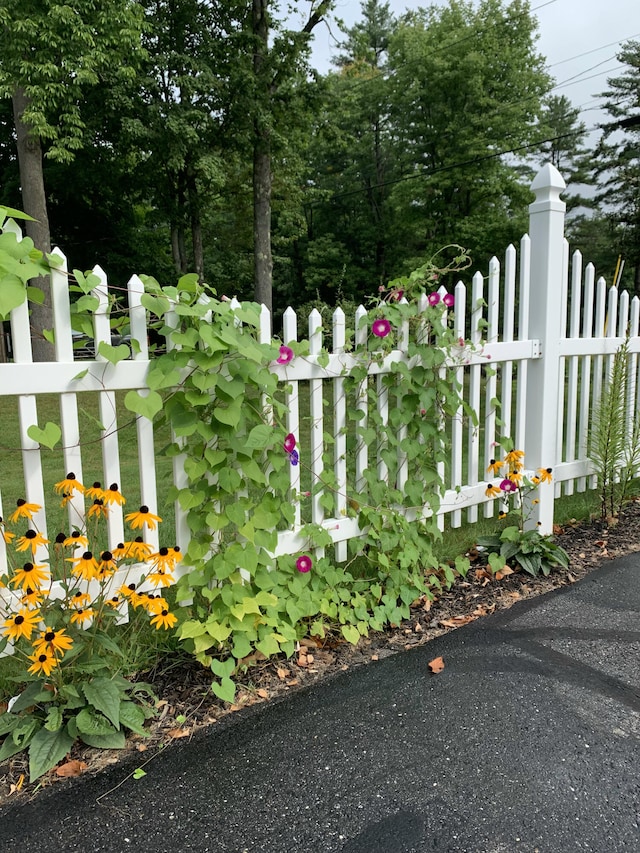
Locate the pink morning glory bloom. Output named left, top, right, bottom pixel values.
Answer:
left=276, top=345, right=294, bottom=365
left=283, top=433, right=296, bottom=454
left=372, top=318, right=391, bottom=338
left=427, top=292, right=441, bottom=306
left=500, top=478, right=518, bottom=493
left=296, top=554, right=312, bottom=573
left=443, top=293, right=454, bottom=307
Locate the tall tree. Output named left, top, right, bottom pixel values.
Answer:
left=536, top=94, right=593, bottom=211
left=0, top=0, right=143, bottom=358
left=592, top=39, right=640, bottom=294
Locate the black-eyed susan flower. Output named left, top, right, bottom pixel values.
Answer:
left=0, top=517, right=15, bottom=544
left=67, top=551, right=100, bottom=581
left=125, top=506, right=162, bottom=530
left=507, top=470, right=523, bottom=486
left=63, top=531, right=89, bottom=549
left=84, top=482, right=106, bottom=501
left=486, top=459, right=504, bottom=476
left=3, top=607, right=41, bottom=641
left=505, top=449, right=525, bottom=470
left=536, top=467, right=553, bottom=484
left=10, top=561, right=49, bottom=590
left=148, top=547, right=177, bottom=572
left=113, top=538, right=153, bottom=561
left=27, top=649, right=58, bottom=677
left=150, top=608, right=177, bottom=630
left=147, top=569, right=174, bottom=588
left=145, top=596, right=167, bottom=616
left=105, top=595, right=121, bottom=609
left=8, top=499, right=41, bottom=524
left=70, top=591, right=92, bottom=610
left=15, top=529, right=48, bottom=555
left=33, top=627, right=73, bottom=656
left=54, top=473, right=85, bottom=495
left=498, top=511, right=508, bottom=520
left=104, top=483, right=126, bottom=506
left=118, top=583, right=138, bottom=600
left=20, top=586, right=44, bottom=608
left=70, top=608, right=94, bottom=626
left=97, top=550, right=117, bottom=576
left=129, top=590, right=150, bottom=610
left=485, top=483, right=501, bottom=499
left=59, top=493, right=73, bottom=508
left=88, top=499, right=108, bottom=519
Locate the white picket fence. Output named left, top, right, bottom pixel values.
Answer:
left=1, top=163, right=638, bottom=593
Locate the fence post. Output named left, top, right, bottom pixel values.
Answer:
left=523, top=163, right=566, bottom=534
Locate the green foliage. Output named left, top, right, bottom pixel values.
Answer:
left=0, top=209, right=57, bottom=320
left=476, top=527, right=570, bottom=577
left=116, top=251, right=475, bottom=701
left=588, top=338, right=640, bottom=520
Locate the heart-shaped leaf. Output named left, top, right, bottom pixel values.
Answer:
left=98, top=341, right=130, bottom=364
left=124, top=390, right=163, bottom=420
left=211, top=677, right=236, bottom=705
left=27, top=422, right=61, bottom=450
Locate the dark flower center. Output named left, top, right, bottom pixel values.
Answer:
left=24, top=562, right=34, bottom=571
left=71, top=531, right=81, bottom=539
left=93, top=499, right=104, bottom=506
left=159, top=547, right=168, bottom=556
left=55, top=533, right=66, bottom=543
left=101, top=551, right=113, bottom=561
left=117, top=543, right=124, bottom=550
left=174, top=546, right=181, bottom=553
left=15, top=615, right=24, bottom=625
left=92, top=481, right=101, bottom=488
left=16, top=499, right=26, bottom=507
left=25, top=530, right=37, bottom=539
left=44, top=631, right=55, bottom=642
left=140, top=505, right=149, bottom=513
left=135, top=537, right=144, bottom=543
left=109, top=483, right=119, bottom=491
left=82, top=551, right=92, bottom=560
left=128, top=583, right=136, bottom=591
left=66, top=473, right=76, bottom=480
left=161, top=609, right=168, bottom=616
left=38, top=654, right=47, bottom=663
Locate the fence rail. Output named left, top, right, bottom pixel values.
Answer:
left=1, top=164, right=639, bottom=622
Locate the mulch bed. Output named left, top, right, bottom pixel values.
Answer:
left=2, top=500, right=639, bottom=808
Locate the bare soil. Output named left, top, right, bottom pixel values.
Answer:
left=2, top=500, right=639, bottom=809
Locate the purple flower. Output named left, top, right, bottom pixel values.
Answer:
left=500, top=478, right=518, bottom=493
left=442, top=293, right=454, bottom=308
left=372, top=318, right=391, bottom=338
left=428, top=292, right=440, bottom=307
left=289, top=449, right=299, bottom=466
left=296, top=554, right=312, bottom=573
left=276, top=345, right=294, bottom=365
left=283, top=433, right=296, bottom=454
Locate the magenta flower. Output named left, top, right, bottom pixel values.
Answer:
left=428, top=292, right=440, bottom=307
left=372, top=318, right=391, bottom=338
left=296, top=554, right=312, bottom=573
left=389, top=289, right=404, bottom=303
left=289, top=449, right=299, bottom=466
left=500, top=478, right=518, bottom=493
left=276, top=345, right=294, bottom=365
left=283, top=433, right=296, bottom=454
left=443, top=293, right=454, bottom=307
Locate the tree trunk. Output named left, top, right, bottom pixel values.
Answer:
left=12, top=87, right=54, bottom=362
left=187, top=169, right=204, bottom=282
left=252, top=0, right=273, bottom=311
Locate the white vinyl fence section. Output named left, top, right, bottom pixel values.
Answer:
left=1, top=163, right=639, bottom=597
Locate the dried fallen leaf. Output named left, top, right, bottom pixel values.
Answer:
left=256, top=688, right=269, bottom=699
left=9, top=774, right=24, bottom=794
left=55, top=760, right=87, bottom=778
left=414, top=622, right=423, bottom=632
left=371, top=654, right=379, bottom=661
left=136, top=744, right=148, bottom=752
left=440, top=615, right=475, bottom=628
left=428, top=656, right=445, bottom=674
left=567, top=572, right=576, bottom=583
left=495, top=565, right=514, bottom=580
left=167, top=728, right=191, bottom=739
left=297, top=654, right=308, bottom=667
left=276, top=667, right=288, bottom=680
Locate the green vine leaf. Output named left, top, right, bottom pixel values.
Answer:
left=124, top=390, right=163, bottom=420
left=27, top=422, right=62, bottom=450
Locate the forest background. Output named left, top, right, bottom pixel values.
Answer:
left=0, top=0, right=639, bottom=336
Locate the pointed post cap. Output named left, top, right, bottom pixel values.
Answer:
left=530, top=163, right=566, bottom=204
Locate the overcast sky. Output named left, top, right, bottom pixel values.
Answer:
left=306, top=0, right=640, bottom=129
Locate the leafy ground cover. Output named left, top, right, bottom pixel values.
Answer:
left=1, top=493, right=638, bottom=809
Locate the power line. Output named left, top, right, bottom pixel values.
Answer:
left=548, top=32, right=640, bottom=67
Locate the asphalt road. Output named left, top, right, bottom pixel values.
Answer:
left=1, top=555, right=639, bottom=853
